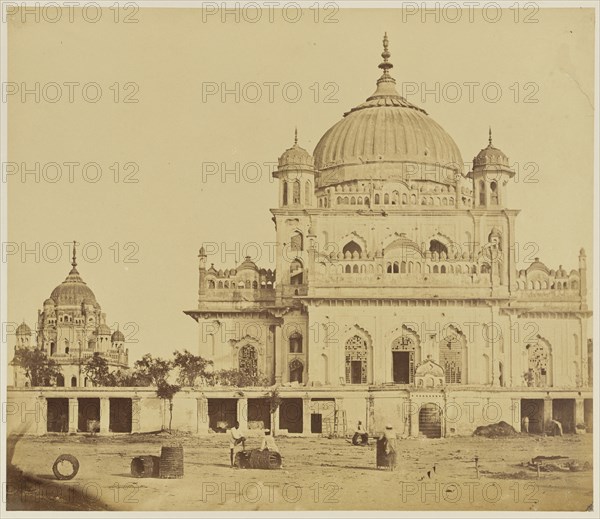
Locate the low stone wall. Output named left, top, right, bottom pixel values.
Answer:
left=5, top=386, right=592, bottom=438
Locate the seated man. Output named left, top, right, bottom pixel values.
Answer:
left=260, top=429, right=280, bottom=453
left=229, top=421, right=246, bottom=468
left=352, top=420, right=369, bottom=445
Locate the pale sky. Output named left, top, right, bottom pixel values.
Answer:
left=6, top=7, right=595, bottom=362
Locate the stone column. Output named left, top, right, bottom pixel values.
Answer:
left=543, top=397, right=553, bottom=433
left=409, top=398, right=418, bottom=437
left=131, top=397, right=142, bottom=433
left=302, top=394, right=311, bottom=435
left=99, top=397, right=110, bottom=434
left=196, top=394, right=209, bottom=434
left=575, top=398, right=585, bottom=428
left=511, top=398, right=521, bottom=431
left=275, top=326, right=283, bottom=384
left=36, top=396, right=47, bottom=435
left=366, top=395, right=375, bottom=435
left=237, top=398, right=248, bottom=431
left=272, top=406, right=280, bottom=436
left=68, top=397, right=79, bottom=433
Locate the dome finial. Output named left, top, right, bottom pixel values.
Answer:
left=294, top=127, right=298, bottom=146
left=488, top=126, right=493, bottom=147
left=378, top=32, right=394, bottom=81
left=71, top=240, right=77, bottom=268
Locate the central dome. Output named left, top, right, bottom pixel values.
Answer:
left=314, top=34, right=463, bottom=187
left=49, top=243, right=97, bottom=306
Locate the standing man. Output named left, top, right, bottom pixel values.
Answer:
left=229, top=421, right=246, bottom=468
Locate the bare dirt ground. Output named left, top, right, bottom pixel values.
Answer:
left=7, top=432, right=593, bottom=512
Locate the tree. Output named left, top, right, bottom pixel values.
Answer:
left=172, top=350, right=213, bottom=387
left=13, top=346, right=61, bottom=387
left=133, top=354, right=172, bottom=386
left=267, top=387, right=282, bottom=437
left=156, top=382, right=181, bottom=433
left=209, top=368, right=270, bottom=387
left=83, top=352, right=115, bottom=386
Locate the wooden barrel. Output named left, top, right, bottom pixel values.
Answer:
left=131, top=456, right=160, bottom=478
left=246, top=449, right=282, bottom=470
left=159, top=445, right=184, bottom=479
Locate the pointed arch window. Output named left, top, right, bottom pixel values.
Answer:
left=392, top=335, right=418, bottom=384
left=527, top=341, right=551, bottom=387
left=239, top=344, right=258, bottom=378
left=342, top=240, right=362, bottom=256
left=290, top=231, right=303, bottom=252
left=345, top=335, right=368, bottom=384
left=289, top=333, right=303, bottom=353
left=440, top=334, right=466, bottom=384
left=289, top=359, right=303, bottom=383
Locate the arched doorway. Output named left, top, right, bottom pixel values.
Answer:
left=419, top=403, right=442, bottom=438
left=56, top=374, right=65, bottom=387
left=70, top=376, right=77, bottom=387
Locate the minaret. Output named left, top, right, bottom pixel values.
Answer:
left=272, top=129, right=315, bottom=208
left=198, top=246, right=207, bottom=301
left=470, top=128, right=515, bottom=208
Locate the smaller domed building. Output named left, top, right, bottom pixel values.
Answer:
left=10, top=242, right=129, bottom=388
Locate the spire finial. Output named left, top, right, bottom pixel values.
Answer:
left=294, top=127, right=298, bottom=146
left=488, top=126, right=493, bottom=147
left=378, top=32, right=394, bottom=81
left=71, top=240, right=77, bottom=268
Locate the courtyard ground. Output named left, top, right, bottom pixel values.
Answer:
left=6, top=432, right=594, bottom=512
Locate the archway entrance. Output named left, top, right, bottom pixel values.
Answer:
left=419, top=403, right=442, bottom=438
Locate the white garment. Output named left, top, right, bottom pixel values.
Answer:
left=229, top=427, right=243, bottom=449
left=260, top=435, right=279, bottom=453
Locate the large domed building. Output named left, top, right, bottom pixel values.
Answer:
left=10, top=242, right=129, bottom=388
left=185, top=35, right=592, bottom=437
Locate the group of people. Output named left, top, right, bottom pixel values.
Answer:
left=227, top=420, right=398, bottom=470
left=228, top=421, right=280, bottom=468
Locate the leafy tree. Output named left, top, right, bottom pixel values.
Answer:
left=156, top=381, right=181, bottom=433
left=133, top=354, right=172, bottom=386
left=268, top=387, right=282, bottom=437
left=172, top=350, right=213, bottom=387
left=210, top=368, right=270, bottom=387
left=13, top=346, right=61, bottom=387
left=83, top=352, right=115, bottom=386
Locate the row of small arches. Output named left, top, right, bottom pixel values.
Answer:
left=331, top=194, right=457, bottom=206
left=207, top=279, right=275, bottom=289
left=322, top=262, right=489, bottom=275
left=517, top=280, right=578, bottom=290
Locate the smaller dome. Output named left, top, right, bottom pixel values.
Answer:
left=43, top=298, right=55, bottom=306
left=97, top=323, right=111, bottom=336
left=237, top=256, right=258, bottom=271
left=527, top=258, right=549, bottom=274
left=473, top=130, right=509, bottom=168
left=111, top=329, right=125, bottom=342
left=277, top=131, right=314, bottom=172
left=16, top=322, right=31, bottom=335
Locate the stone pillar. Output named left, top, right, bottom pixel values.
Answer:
left=275, top=326, right=282, bottom=384
left=131, top=397, right=141, bottom=433
left=409, top=399, right=418, bottom=437
left=99, top=397, right=110, bottom=434
left=302, top=394, right=311, bottom=435
left=511, top=398, right=521, bottom=432
left=366, top=395, right=375, bottom=435
left=69, top=397, right=79, bottom=433
left=36, top=396, right=47, bottom=435
left=196, top=394, right=209, bottom=434
left=237, top=398, right=248, bottom=431
left=272, top=406, right=280, bottom=436
left=543, top=397, right=553, bottom=433
left=575, top=398, right=585, bottom=428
